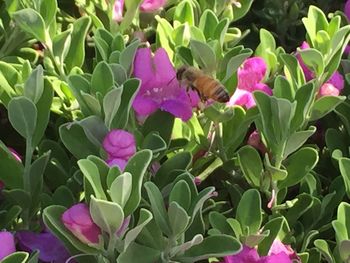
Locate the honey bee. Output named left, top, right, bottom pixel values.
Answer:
left=176, top=66, right=230, bottom=103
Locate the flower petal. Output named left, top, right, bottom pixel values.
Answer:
left=160, top=98, right=193, bottom=121
left=154, top=48, right=177, bottom=83
left=0, top=232, right=15, bottom=260
left=17, top=231, right=70, bottom=263
left=134, top=48, right=155, bottom=86
left=327, top=71, right=344, bottom=91
left=227, top=89, right=256, bottom=109
left=238, top=57, right=267, bottom=91
left=107, top=158, right=128, bottom=171
left=132, top=94, right=159, bottom=116
left=140, top=0, right=166, bottom=12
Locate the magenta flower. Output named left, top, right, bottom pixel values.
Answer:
left=222, top=245, right=260, bottom=263
left=132, top=48, right=193, bottom=121
left=140, top=0, right=166, bottom=12
left=17, top=230, right=70, bottom=263
left=62, top=203, right=101, bottom=244
left=296, top=42, right=314, bottom=81
left=267, top=239, right=299, bottom=261
left=227, top=57, right=272, bottom=109
left=0, top=231, right=16, bottom=260
left=103, top=129, right=136, bottom=171
left=297, top=42, right=345, bottom=97
left=112, top=0, right=124, bottom=22
left=345, top=0, right=350, bottom=21
left=220, top=240, right=300, bottom=263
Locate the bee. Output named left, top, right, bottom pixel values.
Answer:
left=176, top=65, right=230, bottom=103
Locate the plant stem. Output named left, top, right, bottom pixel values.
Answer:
left=106, top=235, right=117, bottom=263
left=22, top=138, right=33, bottom=229
left=214, top=122, right=227, bottom=162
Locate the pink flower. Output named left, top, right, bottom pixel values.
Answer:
left=227, top=57, right=272, bottom=109
left=327, top=71, right=344, bottom=91
left=237, top=57, right=267, bottom=92
left=62, top=203, right=101, bottom=244
left=317, top=83, right=340, bottom=98
left=140, top=0, right=166, bottom=12
left=267, top=239, right=299, bottom=261
left=103, top=129, right=136, bottom=171
left=222, top=245, right=260, bottom=263
left=132, top=48, right=194, bottom=121
left=112, top=0, right=124, bottom=22
left=0, top=231, right=16, bottom=260
left=247, top=130, right=267, bottom=155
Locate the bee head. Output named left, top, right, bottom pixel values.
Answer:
left=176, top=65, right=188, bottom=80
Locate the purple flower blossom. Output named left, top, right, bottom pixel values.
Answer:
left=103, top=129, right=136, bottom=171
left=220, top=240, right=300, bottom=263
left=247, top=130, right=267, bottom=155
left=62, top=203, right=101, bottom=244
left=132, top=48, right=193, bottom=121
left=140, top=0, right=166, bottom=12
left=345, top=0, right=350, bottom=21
left=112, top=0, right=124, bottom=22
left=227, top=57, right=272, bottom=109
left=16, top=230, right=70, bottom=263
left=0, top=231, right=16, bottom=260
left=8, top=147, right=21, bottom=162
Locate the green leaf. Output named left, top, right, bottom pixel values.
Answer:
left=111, top=78, right=140, bottom=129
left=78, top=116, right=108, bottom=147
left=109, top=63, right=127, bottom=85
left=190, top=40, right=216, bottom=73
left=120, top=40, right=140, bottom=76
left=90, top=196, right=124, bottom=234
left=154, top=151, right=192, bottom=188
left=32, top=79, right=53, bottom=147
left=117, top=242, right=161, bottom=263
left=123, top=208, right=153, bottom=249
left=168, top=202, right=190, bottom=237
left=280, top=54, right=305, bottom=91
left=40, top=0, right=57, bottom=26
left=0, top=142, right=23, bottom=189
left=123, top=150, right=153, bottom=216
left=59, top=122, right=99, bottom=159
left=258, top=217, right=287, bottom=255
left=232, top=0, right=254, bottom=21
left=30, top=152, right=50, bottom=206
left=279, top=147, right=318, bottom=189
left=52, top=28, right=72, bottom=64
left=13, top=9, right=47, bottom=44
left=299, top=48, right=324, bottom=76
left=91, top=62, right=114, bottom=96
left=237, top=146, right=263, bottom=187
left=174, top=0, right=194, bottom=26
left=142, top=110, right=175, bottom=146
left=339, top=158, right=350, bottom=199
left=236, top=189, right=262, bottom=235
left=199, top=9, right=219, bottom=40
left=65, top=17, right=91, bottom=72
left=1, top=252, right=29, bottom=263
left=179, top=235, right=241, bottom=262
left=314, top=239, right=334, bottom=263
left=109, top=172, right=132, bottom=209
left=78, top=159, right=107, bottom=200
left=284, top=126, right=316, bottom=158
left=145, top=181, right=172, bottom=236
left=169, top=180, right=192, bottom=212
left=209, top=212, right=235, bottom=236
left=8, top=96, right=37, bottom=140
left=141, top=133, right=167, bottom=157
left=310, top=95, right=345, bottom=121
left=24, top=65, right=44, bottom=104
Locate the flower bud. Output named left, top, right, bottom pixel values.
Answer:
left=0, top=231, right=16, bottom=260
left=317, top=83, right=340, bottom=98
left=62, top=203, right=101, bottom=244
left=103, top=130, right=136, bottom=171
